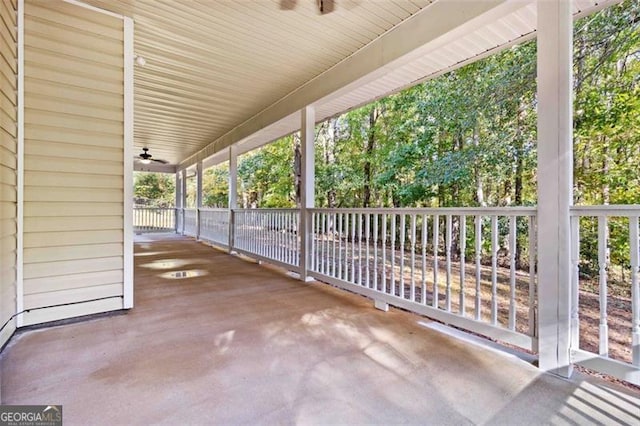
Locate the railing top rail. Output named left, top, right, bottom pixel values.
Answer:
left=133, top=206, right=176, bottom=210
left=308, top=207, right=537, bottom=215
left=571, top=205, right=640, bottom=217
left=233, top=208, right=300, bottom=213
left=199, top=207, right=230, bottom=212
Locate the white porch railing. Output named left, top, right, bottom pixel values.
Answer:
left=134, top=204, right=640, bottom=385
left=183, top=208, right=198, bottom=237
left=199, top=208, right=230, bottom=248
left=570, top=206, right=640, bottom=384
left=234, top=209, right=300, bottom=271
left=309, top=208, right=538, bottom=351
left=133, top=207, right=176, bottom=233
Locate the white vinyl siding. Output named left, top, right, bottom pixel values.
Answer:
left=22, top=0, right=125, bottom=326
left=0, top=0, right=17, bottom=348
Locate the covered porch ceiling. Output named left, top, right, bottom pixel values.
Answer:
left=83, top=0, right=615, bottom=170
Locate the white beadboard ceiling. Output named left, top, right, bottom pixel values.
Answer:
left=81, top=0, right=616, bottom=169
left=81, top=0, right=432, bottom=165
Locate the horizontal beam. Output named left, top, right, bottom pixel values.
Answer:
left=134, top=162, right=176, bottom=173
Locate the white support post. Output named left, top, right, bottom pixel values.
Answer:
left=123, top=16, right=134, bottom=309
left=196, top=160, right=203, bottom=239
left=16, top=0, right=24, bottom=326
left=175, top=171, right=182, bottom=233
left=228, top=145, right=238, bottom=253
left=180, top=168, right=187, bottom=235
left=299, top=106, right=315, bottom=281
left=536, top=0, right=573, bottom=378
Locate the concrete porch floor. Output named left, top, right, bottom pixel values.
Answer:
left=1, top=234, right=639, bottom=425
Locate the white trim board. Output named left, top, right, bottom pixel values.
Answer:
left=123, top=16, right=134, bottom=309
left=16, top=0, right=24, bottom=327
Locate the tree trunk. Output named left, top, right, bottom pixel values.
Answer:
left=473, top=125, right=486, bottom=206
left=327, top=119, right=337, bottom=208
left=293, top=132, right=302, bottom=208
left=602, top=134, right=610, bottom=205
left=514, top=104, right=525, bottom=269
left=363, top=107, right=378, bottom=208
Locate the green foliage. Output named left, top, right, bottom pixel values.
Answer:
left=238, top=136, right=297, bottom=208
left=133, top=172, right=175, bottom=207
left=203, top=163, right=229, bottom=208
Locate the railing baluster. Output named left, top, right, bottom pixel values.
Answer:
left=529, top=215, right=538, bottom=340
left=276, top=212, right=280, bottom=260
left=433, top=215, right=439, bottom=309
left=332, top=213, right=337, bottom=277
left=261, top=212, right=266, bottom=257
left=310, top=212, right=316, bottom=271
left=337, top=213, right=343, bottom=279
left=445, top=214, right=452, bottom=312
left=598, top=215, right=609, bottom=356
left=351, top=213, right=356, bottom=283
left=570, top=215, right=580, bottom=350
left=366, top=213, right=371, bottom=288
left=460, top=215, right=466, bottom=316
left=358, top=213, right=363, bottom=285
left=326, top=213, right=331, bottom=275
left=271, top=212, right=276, bottom=260
left=279, top=212, right=284, bottom=262
left=421, top=214, right=427, bottom=305
left=324, top=212, right=328, bottom=271
left=323, top=213, right=329, bottom=275
left=343, top=213, right=349, bottom=280
left=262, top=212, right=267, bottom=256
left=285, top=212, right=290, bottom=265
left=373, top=214, right=378, bottom=291
left=265, top=211, right=270, bottom=258
left=256, top=211, right=261, bottom=255
left=295, top=212, right=300, bottom=266
left=491, top=215, right=498, bottom=326
left=508, top=216, right=517, bottom=331
left=382, top=213, right=387, bottom=293
left=475, top=215, right=482, bottom=321
left=289, top=212, right=293, bottom=264
left=630, top=216, right=640, bottom=366
left=391, top=214, right=396, bottom=296
left=249, top=211, right=254, bottom=254
left=400, top=214, right=406, bottom=298
left=292, top=211, right=297, bottom=266
left=410, top=214, right=416, bottom=301
left=269, top=212, right=278, bottom=259
left=277, top=212, right=284, bottom=262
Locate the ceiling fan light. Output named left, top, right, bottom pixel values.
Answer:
left=140, top=158, right=151, bottom=165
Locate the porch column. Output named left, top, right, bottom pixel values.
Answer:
left=299, top=105, right=315, bottom=281
left=175, top=171, right=182, bottom=233
left=536, top=0, right=573, bottom=377
left=196, top=160, right=203, bottom=239
left=180, top=168, right=187, bottom=235
left=228, top=145, right=238, bottom=253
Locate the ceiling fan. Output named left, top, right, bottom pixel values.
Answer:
left=135, top=147, right=168, bottom=165
left=280, top=0, right=335, bottom=14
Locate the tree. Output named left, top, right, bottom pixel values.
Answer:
left=133, top=172, right=175, bottom=207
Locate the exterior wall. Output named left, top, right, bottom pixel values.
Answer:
left=0, top=0, right=17, bottom=348
left=22, top=0, right=125, bottom=325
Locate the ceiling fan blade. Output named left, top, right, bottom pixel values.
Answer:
left=151, top=158, right=169, bottom=164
